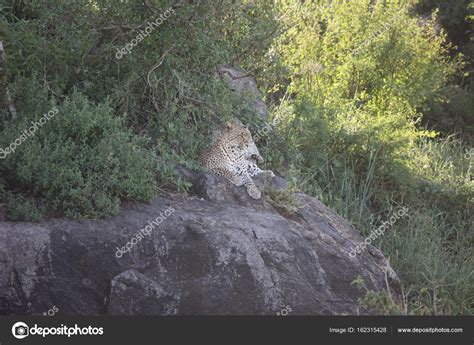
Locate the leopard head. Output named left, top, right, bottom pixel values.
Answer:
left=222, top=119, right=264, bottom=163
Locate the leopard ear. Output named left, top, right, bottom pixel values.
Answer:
left=225, top=120, right=237, bottom=131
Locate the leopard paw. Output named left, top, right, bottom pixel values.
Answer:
left=230, top=174, right=244, bottom=186
left=247, top=185, right=262, bottom=200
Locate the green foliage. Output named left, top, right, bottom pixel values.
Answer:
left=265, top=187, right=299, bottom=216
left=3, top=193, right=44, bottom=222
left=382, top=207, right=473, bottom=315
left=415, top=0, right=471, bottom=45
left=269, top=0, right=473, bottom=315
left=351, top=275, right=404, bottom=315
left=414, top=0, right=474, bottom=139
left=0, top=86, right=156, bottom=219
left=275, top=0, right=457, bottom=187
left=0, top=0, right=279, bottom=219
left=422, top=84, right=474, bottom=140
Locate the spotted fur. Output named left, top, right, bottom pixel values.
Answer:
left=200, top=119, right=275, bottom=199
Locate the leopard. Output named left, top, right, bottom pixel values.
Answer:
left=200, top=119, right=275, bottom=199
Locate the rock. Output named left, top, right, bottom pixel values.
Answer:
left=254, top=174, right=289, bottom=192
left=0, top=171, right=402, bottom=315
left=217, top=64, right=268, bottom=120
left=108, top=270, right=178, bottom=315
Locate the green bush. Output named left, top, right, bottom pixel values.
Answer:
left=274, top=1, right=457, bottom=185
left=265, top=0, right=473, bottom=314
left=0, top=85, right=156, bottom=220
left=0, top=0, right=279, bottom=220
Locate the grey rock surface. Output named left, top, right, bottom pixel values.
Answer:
left=217, top=64, right=269, bottom=120
left=0, top=171, right=401, bottom=315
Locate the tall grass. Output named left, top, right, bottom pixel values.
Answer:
left=286, top=136, right=473, bottom=315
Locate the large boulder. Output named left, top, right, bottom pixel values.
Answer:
left=0, top=171, right=401, bottom=315
left=217, top=64, right=269, bottom=120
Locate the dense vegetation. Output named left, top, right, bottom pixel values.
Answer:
left=0, top=0, right=472, bottom=315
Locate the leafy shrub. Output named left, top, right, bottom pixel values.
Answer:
left=265, top=0, right=473, bottom=315
left=0, top=0, right=279, bottom=220
left=274, top=1, right=457, bottom=186
left=0, top=84, right=156, bottom=219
